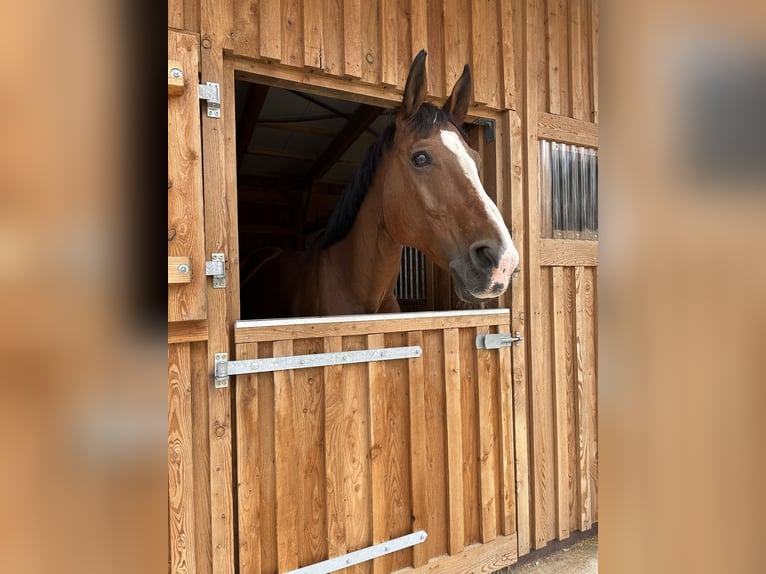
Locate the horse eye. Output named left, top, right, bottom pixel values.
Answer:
left=411, top=151, right=431, bottom=167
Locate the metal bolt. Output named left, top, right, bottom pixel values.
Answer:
left=170, top=67, right=182, bottom=78
left=178, top=264, right=190, bottom=274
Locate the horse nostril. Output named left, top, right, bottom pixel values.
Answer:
left=470, top=243, right=500, bottom=270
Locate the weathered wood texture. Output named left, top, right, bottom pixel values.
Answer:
left=170, top=0, right=519, bottom=110
left=521, top=0, right=599, bottom=551
left=168, top=341, right=212, bottom=574
left=168, top=31, right=207, bottom=321
left=235, top=310, right=519, bottom=572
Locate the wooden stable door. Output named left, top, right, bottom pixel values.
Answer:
left=233, top=310, right=523, bottom=573
left=168, top=31, right=207, bottom=321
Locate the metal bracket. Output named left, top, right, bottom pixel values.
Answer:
left=473, top=118, right=496, bottom=143
left=205, top=253, right=226, bottom=288
left=476, top=332, right=523, bottom=349
left=198, top=82, right=221, bottom=118
left=285, top=530, right=427, bottom=574
left=214, top=353, right=229, bottom=388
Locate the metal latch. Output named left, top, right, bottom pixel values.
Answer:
left=213, top=346, right=422, bottom=389
left=205, top=253, right=226, bottom=288
left=198, top=82, right=221, bottom=118
left=476, top=332, right=523, bottom=349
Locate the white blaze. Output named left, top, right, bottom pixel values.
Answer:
left=439, top=129, right=513, bottom=248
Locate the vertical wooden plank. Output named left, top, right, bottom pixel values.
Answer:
left=360, top=0, right=381, bottom=85
left=423, top=329, right=448, bottom=558
left=169, top=0, right=184, bottom=29
left=410, top=0, right=428, bottom=60
left=322, top=0, right=344, bottom=74
left=509, top=108, right=531, bottom=555
left=199, top=2, right=236, bottom=570
left=222, top=56, right=240, bottom=324
left=568, top=0, right=586, bottom=120
left=564, top=269, right=579, bottom=534
left=273, top=340, right=299, bottom=571
left=343, top=0, right=362, bottom=78
left=578, top=0, right=592, bottom=125
left=556, top=0, right=570, bottom=117
left=382, top=332, right=413, bottom=571
left=481, top=0, right=501, bottom=109
left=236, top=343, right=261, bottom=574
left=496, top=323, right=516, bottom=537
left=443, top=328, right=464, bottom=555
left=397, top=0, right=413, bottom=90
left=168, top=343, right=197, bottom=574
left=512, top=0, right=525, bottom=111
left=590, top=266, right=598, bottom=528
left=470, top=0, right=489, bottom=105
left=498, top=0, right=516, bottom=109
left=589, top=0, right=598, bottom=123
left=573, top=266, right=592, bottom=531
left=551, top=267, right=570, bottom=539
left=426, top=0, right=445, bottom=97
left=476, top=326, right=498, bottom=543
left=232, top=0, right=259, bottom=62
left=367, top=333, right=387, bottom=574
left=257, top=343, right=278, bottom=573
left=282, top=0, right=303, bottom=67
left=379, top=0, right=398, bottom=86
left=343, top=335, right=371, bottom=572
left=323, top=336, right=347, bottom=562
left=540, top=267, right=556, bottom=546
left=259, top=0, right=282, bottom=60
left=303, top=0, right=324, bottom=69
left=535, top=0, right=548, bottom=119
left=293, top=338, right=327, bottom=566
left=545, top=0, right=561, bottom=114
left=190, top=342, right=213, bottom=574
left=459, top=328, right=481, bottom=546
left=522, top=0, right=551, bottom=551
left=407, top=330, right=429, bottom=567
left=442, top=0, right=469, bottom=92
left=184, top=0, right=201, bottom=33
left=168, top=31, right=206, bottom=322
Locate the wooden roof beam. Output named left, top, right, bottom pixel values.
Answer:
left=237, top=84, right=270, bottom=168
left=303, top=104, right=383, bottom=185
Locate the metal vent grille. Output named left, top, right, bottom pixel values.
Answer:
left=395, top=246, right=427, bottom=303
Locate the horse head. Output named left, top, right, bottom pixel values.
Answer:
left=380, top=50, right=519, bottom=304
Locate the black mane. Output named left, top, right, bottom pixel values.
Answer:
left=320, top=102, right=465, bottom=249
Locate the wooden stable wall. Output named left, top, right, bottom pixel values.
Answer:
left=168, top=1, right=598, bottom=573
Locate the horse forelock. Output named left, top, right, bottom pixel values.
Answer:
left=320, top=103, right=467, bottom=250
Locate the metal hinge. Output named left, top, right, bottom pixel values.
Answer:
left=205, top=253, right=226, bottom=288
left=213, top=346, right=422, bottom=389
left=476, top=332, right=523, bottom=349
left=473, top=118, right=496, bottom=142
left=198, top=82, right=221, bottom=118
left=285, top=530, right=427, bottom=574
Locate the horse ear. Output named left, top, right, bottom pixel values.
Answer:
left=400, top=49, right=428, bottom=119
left=443, top=64, right=472, bottom=124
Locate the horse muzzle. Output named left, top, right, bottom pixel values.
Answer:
left=450, top=240, right=519, bottom=303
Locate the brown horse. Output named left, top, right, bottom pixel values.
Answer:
left=241, top=50, right=519, bottom=319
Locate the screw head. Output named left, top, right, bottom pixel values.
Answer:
left=178, top=264, right=190, bottom=274
left=170, top=67, right=182, bottom=78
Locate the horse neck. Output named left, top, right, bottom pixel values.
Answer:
left=320, top=177, right=402, bottom=312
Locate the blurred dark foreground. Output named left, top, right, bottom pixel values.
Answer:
left=0, top=1, right=764, bottom=573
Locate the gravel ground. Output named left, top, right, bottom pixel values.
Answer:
left=500, top=535, right=598, bottom=574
